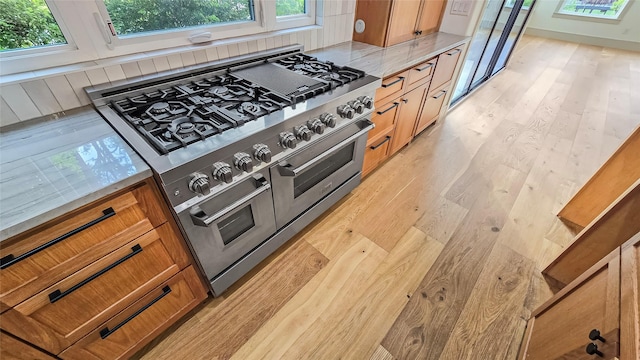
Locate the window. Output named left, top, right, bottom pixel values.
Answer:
left=557, top=0, right=631, bottom=19
left=0, top=0, right=316, bottom=75
left=505, top=0, right=535, bottom=10
left=0, top=0, right=67, bottom=52
left=103, top=0, right=255, bottom=37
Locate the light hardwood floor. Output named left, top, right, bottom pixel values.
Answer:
left=134, top=36, right=640, bottom=360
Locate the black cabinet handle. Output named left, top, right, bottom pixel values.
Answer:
left=433, top=90, right=447, bottom=99
left=415, top=63, right=435, bottom=72
left=100, top=285, right=171, bottom=339
left=48, top=244, right=142, bottom=303
left=589, top=329, right=606, bottom=342
left=585, top=343, right=603, bottom=357
left=370, top=136, right=391, bottom=150
left=447, top=48, right=462, bottom=56
left=376, top=102, right=399, bottom=115
left=1, top=208, right=116, bottom=270
left=381, top=77, right=404, bottom=88
left=402, top=98, right=409, bottom=103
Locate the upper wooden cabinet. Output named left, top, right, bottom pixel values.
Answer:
left=353, top=0, right=447, bottom=47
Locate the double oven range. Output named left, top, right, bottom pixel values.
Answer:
left=88, top=45, right=380, bottom=295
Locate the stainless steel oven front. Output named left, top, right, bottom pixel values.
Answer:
left=176, top=170, right=276, bottom=281
left=270, top=118, right=374, bottom=228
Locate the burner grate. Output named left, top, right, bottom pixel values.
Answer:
left=275, top=54, right=365, bottom=89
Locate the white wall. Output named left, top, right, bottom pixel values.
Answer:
left=526, top=0, right=640, bottom=48
left=0, top=0, right=357, bottom=127
left=440, top=0, right=485, bottom=36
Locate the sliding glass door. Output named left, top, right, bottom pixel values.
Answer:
left=452, top=0, right=535, bottom=104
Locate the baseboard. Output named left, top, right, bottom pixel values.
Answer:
left=524, top=27, right=640, bottom=52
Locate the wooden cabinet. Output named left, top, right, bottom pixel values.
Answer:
left=0, top=179, right=208, bottom=359
left=362, top=44, right=466, bottom=176
left=519, top=232, right=640, bottom=360
left=431, top=47, right=463, bottom=90
left=415, top=82, right=449, bottom=135
left=390, top=83, right=429, bottom=155
left=353, top=0, right=447, bottom=47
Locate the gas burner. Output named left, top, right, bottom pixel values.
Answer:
left=143, top=100, right=194, bottom=121
left=276, top=54, right=365, bottom=88
left=209, top=86, right=229, bottom=96
left=239, top=102, right=260, bottom=114
left=150, top=102, right=170, bottom=113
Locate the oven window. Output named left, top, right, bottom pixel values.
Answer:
left=218, top=205, right=255, bottom=245
left=293, top=143, right=355, bottom=198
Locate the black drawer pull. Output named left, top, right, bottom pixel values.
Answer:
left=447, top=48, right=462, bottom=56
left=99, top=285, right=171, bottom=339
left=48, top=244, right=142, bottom=303
left=415, top=63, right=435, bottom=72
left=381, top=77, right=404, bottom=88
left=376, top=102, right=399, bottom=115
left=589, top=329, right=606, bottom=342
left=1, top=208, right=116, bottom=270
left=370, top=136, right=391, bottom=150
left=432, top=90, right=447, bottom=99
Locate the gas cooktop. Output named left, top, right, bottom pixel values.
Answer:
left=106, top=52, right=365, bottom=155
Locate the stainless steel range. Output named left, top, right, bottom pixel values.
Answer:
left=87, top=45, right=380, bottom=295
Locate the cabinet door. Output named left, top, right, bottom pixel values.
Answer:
left=414, top=83, right=448, bottom=135
left=0, top=223, right=186, bottom=355
left=370, top=100, right=400, bottom=140
left=389, top=83, right=428, bottom=155
left=431, top=46, right=463, bottom=90
left=386, top=0, right=421, bottom=46
left=519, top=248, right=621, bottom=360
left=620, top=232, right=640, bottom=360
left=415, top=0, right=446, bottom=36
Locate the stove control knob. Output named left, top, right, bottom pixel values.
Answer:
left=280, top=132, right=297, bottom=149
left=295, top=125, right=313, bottom=141
left=188, top=173, right=210, bottom=196
left=337, top=105, right=355, bottom=119
left=348, top=100, right=365, bottom=114
left=308, top=118, right=326, bottom=135
left=253, top=144, right=272, bottom=163
left=212, top=162, right=233, bottom=184
left=358, top=96, right=374, bottom=109
left=234, top=152, right=253, bottom=173
left=319, top=113, right=337, bottom=128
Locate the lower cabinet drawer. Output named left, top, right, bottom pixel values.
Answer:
left=363, top=129, right=393, bottom=177
left=60, top=266, right=207, bottom=360
left=369, top=100, right=399, bottom=140
left=1, top=331, right=55, bottom=360
left=1, top=224, right=185, bottom=355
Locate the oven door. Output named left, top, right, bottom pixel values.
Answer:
left=176, top=171, right=276, bottom=281
left=270, top=118, right=374, bottom=228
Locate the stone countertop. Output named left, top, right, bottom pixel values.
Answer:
left=309, top=32, right=469, bottom=78
left=0, top=107, right=151, bottom=240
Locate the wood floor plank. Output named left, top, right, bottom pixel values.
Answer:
left=381, top=166, right=526, bottom=359
left=438, top=243, right=535, bottom=360
left=282, top=227, right=443, bottom=360
left=137, top=238, right=328, bottom=360
left=230, top=234, right=387, bottom=360
left=414, top=194, right=468, bottom=245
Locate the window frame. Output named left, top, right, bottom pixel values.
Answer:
left=554, top=0, right=633, bottom=20
left=0, top=0, right=317, bottom=76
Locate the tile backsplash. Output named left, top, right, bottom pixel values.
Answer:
left=0, top=1, right=357, bottom=128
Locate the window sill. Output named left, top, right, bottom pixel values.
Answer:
left=0, top=25, right=322, bottom=86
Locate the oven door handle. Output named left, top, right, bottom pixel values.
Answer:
left=190, top=177, right=271, bottom=227
left=278, top=120, right=375, bottom=177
